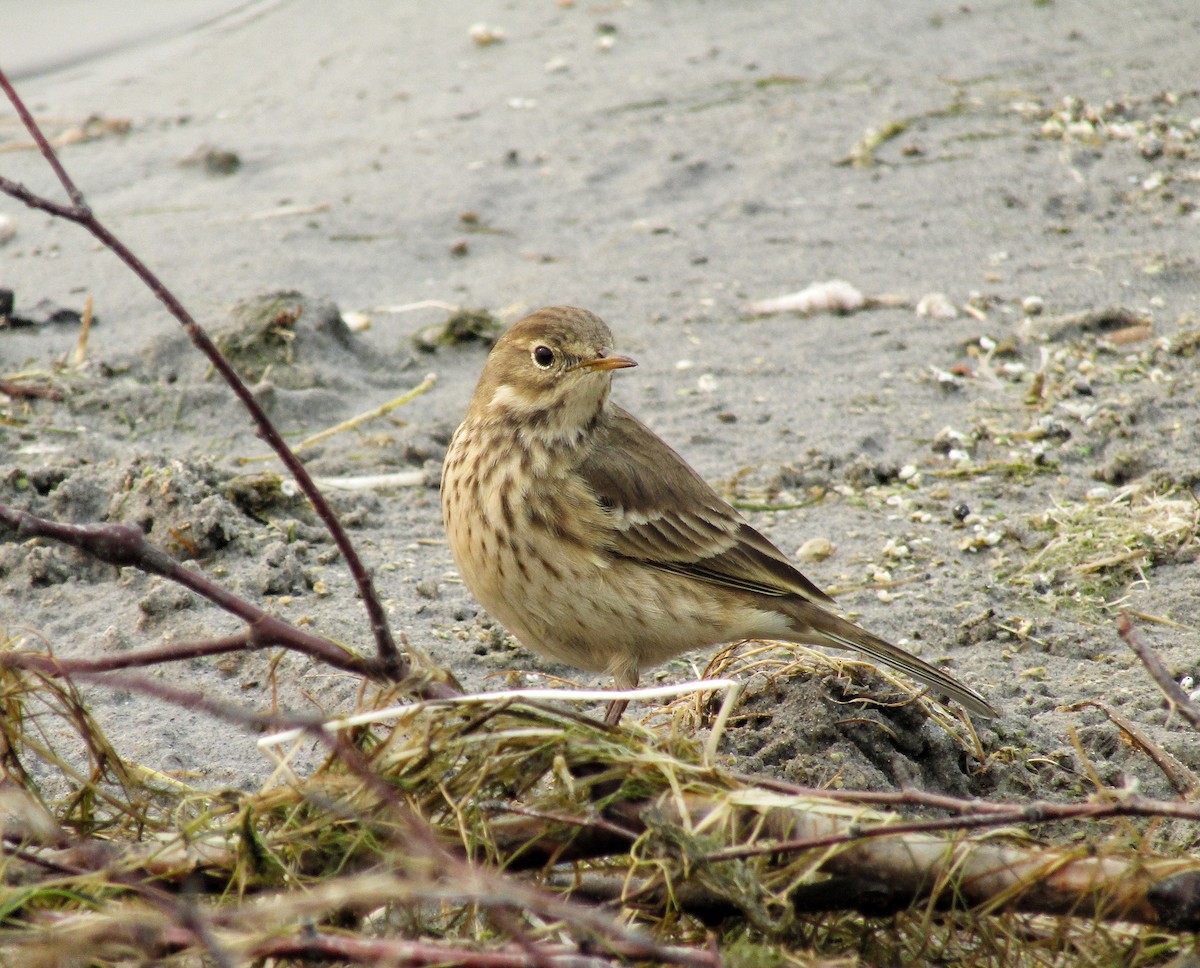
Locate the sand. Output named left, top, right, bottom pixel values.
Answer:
left=3, top=0, right=1200, bottom=800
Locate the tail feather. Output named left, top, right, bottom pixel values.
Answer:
left=782, top=602, right=997, bottom=719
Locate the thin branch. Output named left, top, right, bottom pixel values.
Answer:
left=0, top=508, right=378, bottom=679
left=248, top=930, right=716, bottom=967
left=1119, top=610, right=1200, bottom=731
left=1066, top=698, right=1200, bottom=796
left=13, top=632, right=254, bottom=675
left=0, top=74, right=88, bottom=210
left=485, top=785, right=1200, bottom=928
left=0, top=66, right=404, bottom=678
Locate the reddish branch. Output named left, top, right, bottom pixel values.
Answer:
left=485, top=790, right=1200, bottom=929
left=0, top=507, right=458, bottom=697
left=0, top=379, right=63, bottom=400
left=1119, top=610, right=1200, bottom=731
left=247, top=931, right=715, bottom=967
left=0, top=67, right=403, bottom=679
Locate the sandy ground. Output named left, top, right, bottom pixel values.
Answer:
left=3, top=1, right=1200, bottom=801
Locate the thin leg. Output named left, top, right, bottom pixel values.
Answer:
left=603, top=698, right=628, bottom=725
left=604, top=659, right=639, bottom=727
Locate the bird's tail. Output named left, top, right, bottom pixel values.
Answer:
left=780, top=601, right=997, bottom=719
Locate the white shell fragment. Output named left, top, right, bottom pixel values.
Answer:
left=796, top=537, right=835, bottom=562
left=314, top=471, right=427, bottom=491
left=469, top=22, right=506, bottom=46
left=916, top=292, right=958, bottom=319
left=744, top=279, right=866, bottom=316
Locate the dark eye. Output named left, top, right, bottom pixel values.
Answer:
left=532, top=345, right=555, bottom=368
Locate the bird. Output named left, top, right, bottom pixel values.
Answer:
left=440, top=306, right=997, bottom=722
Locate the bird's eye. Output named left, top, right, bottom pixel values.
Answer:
left=532, top=345, right=555, bottom=368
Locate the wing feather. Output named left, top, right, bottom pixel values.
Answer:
left=578, top=406, right=833, bottom=605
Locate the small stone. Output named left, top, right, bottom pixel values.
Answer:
left=469, top=22, right=506, bottom=46
left=179, top=144, right=241, bottom=175
left=916, top=292, right=958, bottom=319
left=796, top=537, right=835, bottom=562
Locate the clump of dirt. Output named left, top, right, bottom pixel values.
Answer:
left=413, top=308, right=502, bottom=352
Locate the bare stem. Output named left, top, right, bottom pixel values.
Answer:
left=0, top=507, right=460, bottom=697
left=1118, top=610, right=1200, bottom=731
left=0, top=66, right=405, bottom=679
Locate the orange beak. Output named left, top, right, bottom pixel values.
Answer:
left=571, top=354, right=637, bottom=372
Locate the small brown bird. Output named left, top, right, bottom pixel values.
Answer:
left=441, top=306, right=996, bottom=721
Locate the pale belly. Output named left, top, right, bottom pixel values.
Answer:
left=444, top=472, right=787, bottom=684
left=441, top=423, right=790, bottom=686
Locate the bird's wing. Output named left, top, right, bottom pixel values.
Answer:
left=578, top=406, right=833, bottom=605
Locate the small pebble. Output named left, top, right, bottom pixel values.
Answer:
left=796, top=537, right=835, bottom=562
left=469, top=22, right=506, bottom=45
left=916, top=292, right=958, bottom=319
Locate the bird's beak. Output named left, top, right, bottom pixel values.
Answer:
left=571, top=354, right=637, bottom=372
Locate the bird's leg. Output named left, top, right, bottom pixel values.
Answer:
left=604, top=656, right=639, bottom=726
left=603, top=698, right=628, bottom=725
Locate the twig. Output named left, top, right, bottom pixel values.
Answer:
left=0, top=507, right=460, bottom=694
left=248, top=929, right=714, bottom=966
left=0, top=67, right=405, bottom=679
left=482, top=779, right=1200, bottom=928
left=0, top=378, right=62, bottom=400
left=368, top=299, right=460, bottom=314
left=70, top=294, right=93, bottom=367
left=1031, top=306, right=1151, bottom=342
left=1065, top=699, right=1200, bottom=797
left=1119, top=610, right=1200, bottom=731
left=8, top=631, right=254, bottom=675
left=0, top=653, right=323, bottom=733
left=312, top=471, right=426, bottom=490
left=294, top=372, right=437, bottom=453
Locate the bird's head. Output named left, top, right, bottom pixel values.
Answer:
left=470, top=306, right=637, bottom=436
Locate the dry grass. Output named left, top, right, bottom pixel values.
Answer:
left=2, top=633, right=1198, bottom=966
left=1011, top=484, right=1199, bottom=609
